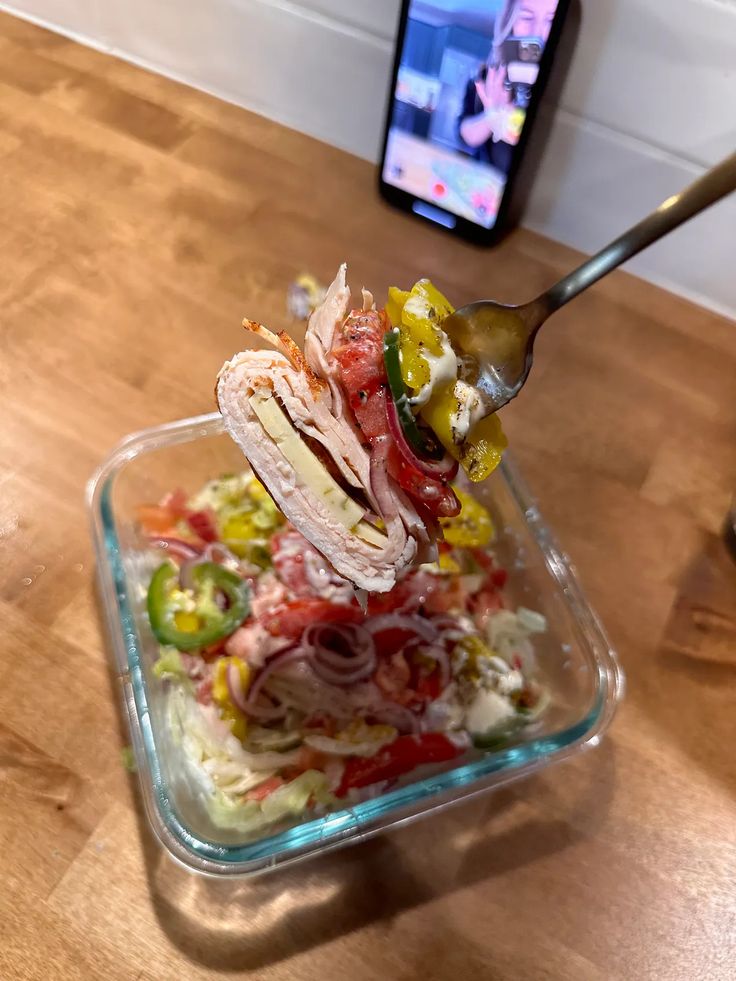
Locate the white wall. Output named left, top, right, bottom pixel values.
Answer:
left=2, top=0, right=735, bottom=316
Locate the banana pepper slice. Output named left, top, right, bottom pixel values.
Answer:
left=387, top=279, right=507, bottom=483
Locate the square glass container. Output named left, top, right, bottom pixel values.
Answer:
left=88, top=412, right=623, bottom=877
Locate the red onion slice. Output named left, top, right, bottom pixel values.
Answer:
left=429, top=615, right=460, bottom=632
left=385, top=392, right=459, bottom=482
left=311, top=659, right=376, bottom=687
left=365, top=613, right=438, bottom=643
left=178, top=556, right=199, bottom=591
left=304, top=622, right=377, bottom=687
left=368, top=701, right=419, bottom=734
left=226, top=660, right=250, bottom=713
left=429, top=614, right=467, bottom=642
left=304, top=623, right=374, bottom=662
left=178, top=541, right=245, bottom=590
left=244, top=642, right=306, bottom=718
left=203, top=542, right=242, bottom=566
left=241, top=697, right=288, bottom=721
left=151, top=537, right=202, bottom=561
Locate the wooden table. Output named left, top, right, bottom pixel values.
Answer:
left=1, top=12, right=735, bottom=980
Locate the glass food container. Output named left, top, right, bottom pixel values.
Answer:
left=88, top=412, right=623, bottom=877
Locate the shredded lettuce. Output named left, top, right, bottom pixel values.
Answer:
left=245, top=727, right=303, bottom=753
left=304, top=723, right=397, bottom=758
left=516, top=607, right=547, bottom=634
left=200, top=771, right=331, bottom=835
left=194, top=578, right=223, bottom=621
left=207, top=792, right=267, bottom=833
left=485, top=609, right=539, bottom=674
left=153, top=647, right=192, bottom=687
left=165, top=688, right=326, bottom=833
left=188, top=473, right=252, bottom=513
left=261, top=769, right=331, bottom=821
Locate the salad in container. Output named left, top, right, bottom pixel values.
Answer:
left=89, top=271, right=622, bottom=876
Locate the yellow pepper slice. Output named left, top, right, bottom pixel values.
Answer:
left=173, top=610, right=201, bottom=633
left=387, top=278, right=506, bottom=482
left=388, top=279, right=455, bottom=397
left=213, top=656, right=250, bottom=741
left=460, top=415, right=507, bottom=483
left=454, top=634, right=496, bottom=682
left=222, top=511, right=258, bottom=549
left=440, top=487, right=494, bottom=548
left=437, top=552, right=462, bottom=574
left=421, top=383, right=507, bottom=483
left=386, top=286, right=411, bottom=326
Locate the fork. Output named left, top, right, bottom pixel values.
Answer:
left=442, top=149, right=736, bottom=413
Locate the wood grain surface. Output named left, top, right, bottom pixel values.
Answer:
left=1, top=12, right=735, bottom=981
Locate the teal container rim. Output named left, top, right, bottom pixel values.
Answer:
left=87, top=412, right=624, bottom=877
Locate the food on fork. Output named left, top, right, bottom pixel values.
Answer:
left=216, top=266, right=507, bottom=592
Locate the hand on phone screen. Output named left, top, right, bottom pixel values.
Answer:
left=474, top=67, right=511, bottom=114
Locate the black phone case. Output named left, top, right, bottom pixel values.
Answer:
left=378, top=0, right=574, bottom=247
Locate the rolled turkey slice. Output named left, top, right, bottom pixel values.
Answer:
left=216, top=266, right=431, bottom=592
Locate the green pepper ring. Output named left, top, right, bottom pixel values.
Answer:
left=147, top=560, right=250, bottom=651
left=383, top=329, right=444, bottom=461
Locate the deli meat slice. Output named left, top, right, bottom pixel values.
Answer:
left=217, top=266, right=432, bottom=592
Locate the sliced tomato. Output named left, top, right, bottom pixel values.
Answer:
left=356, top=384, right=391, bottom=442
left=245, top=776, right=284, bottom=801
left=366, top=569, right=441, bottom=616
left=332, top=310, right=388, bottom=393
left=470, top=549, right=508, bottom=589
left=371, top=626, right=417, bottom=656
left=366, top=579, right=414, bottom=615
left=472, top=587, right=505, bottom=629
left=200, top=637, right=229, bottom=662
left=414, top=670, right=442, bottom=702
left=260, top=598, right=364, bottom=639
left=332, top=308, right=459, bottom=520
left=391, top=448, right=460, bottom=519
left=423, top=576, right=467, bottom=615
left=186, top=508, right=218, bottom=543
left=337, top=733, right=462, bottom=796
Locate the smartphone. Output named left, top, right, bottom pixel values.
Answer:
left=379, top=0, right=570, bottom=245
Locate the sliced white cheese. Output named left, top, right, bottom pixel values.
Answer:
left=354, top=519, right=388, bottom=548
left=249, top=391, right=366, bottom=531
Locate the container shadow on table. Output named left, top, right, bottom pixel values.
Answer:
left=142, top=760, right=613, bottom=975
left=95, top=580, right=616, bottom=974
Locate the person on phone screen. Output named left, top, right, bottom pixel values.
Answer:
left=458, top=0, right=558, bottom=174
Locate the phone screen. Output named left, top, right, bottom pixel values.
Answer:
left=382, top=0, right=562, bottom=230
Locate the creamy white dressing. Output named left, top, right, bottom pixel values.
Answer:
left=464, top=688, right=516, bottom=735
left=449, top=380, right=486, bottom=445
left=408, top=329, right=458, bottom=408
